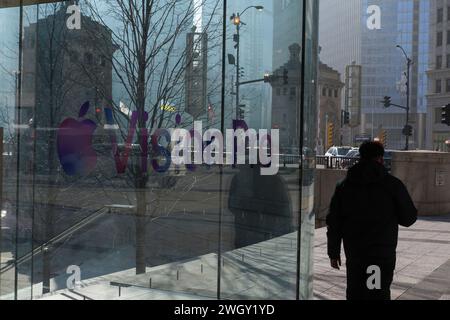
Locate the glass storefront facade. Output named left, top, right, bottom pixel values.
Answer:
left=0, top=0, right=318, bottom=300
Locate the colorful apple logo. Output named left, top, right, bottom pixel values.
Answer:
left=57, top=101, right=98, bottom=176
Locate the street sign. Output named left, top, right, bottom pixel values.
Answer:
left=354, top=135, right=372, bottom=143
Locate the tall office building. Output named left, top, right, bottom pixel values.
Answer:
left=319, top=0, right=430, bottom=150
left=319, top=0, right=362, bottom=77
left=427, top=1, right=450, bottom=151
left=273, top=0, right=302, bottom=70
left=227, top=0, right=273, bottom=129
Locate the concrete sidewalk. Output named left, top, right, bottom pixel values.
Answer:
left=313, top=215, right=450, bottom=300
left=34, top=215, right=450, bottom=300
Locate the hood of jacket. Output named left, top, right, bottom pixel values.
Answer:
left=347, top=160, right=388, bottom=186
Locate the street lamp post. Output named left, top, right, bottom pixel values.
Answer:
left=396, top=45, right=413, bottom=151
left=231, top=5, right=263, bottom=120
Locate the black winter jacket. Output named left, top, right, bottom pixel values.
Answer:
left=326, top=160, right=417, bottom=260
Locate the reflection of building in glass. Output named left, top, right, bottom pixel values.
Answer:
left=427, top=0, right=450, bottom=151
left=318, top=62, right=344, bottom=152
left=19, top=5, right=115, bottom=174
left=270, top=44, right=301, bottom=153
left=185, top=32, right=208, bottom=119
left=319, top=0, right=430, bottom=150
left=273, top=0, right=301, bottom=70
left=271, top=43, right=326, bottom=154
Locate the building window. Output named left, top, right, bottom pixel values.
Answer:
left=437, top=55, right=443, bottom=69
left=438, top=8, right=444, bottom=23
left=446, top=79, right=450, bottom=92
left=436, top=79, right=442, bottom=93
left=322, top=87, right=327, bottom=96
left=447, top=54, right=450, bottom=69
left=334, top=89, right=339, bottom=98
left=99, top=55, right=106, bottom=67
left=448, top=6, right=450, bottom=21
left=437, top=31, right=443, bottom=47
left=447, top=30, right=450, bottom=45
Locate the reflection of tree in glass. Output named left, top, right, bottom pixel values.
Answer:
left=80, top=0, right=224, bottom=275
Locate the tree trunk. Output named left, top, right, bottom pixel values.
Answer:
left=42, top=201, right=55, bottom=294
left=41, top=243, right=52, bottom=294
left=134, top=27, right=148, bottom=274
left=135, top=187, right=147, bottom=274
left=42, top=134, right=57, bottom=294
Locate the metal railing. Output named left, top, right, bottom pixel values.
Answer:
left=280, top=154, right=301, bottom=166
left=316, top=156, right=359, bottom=169
left=0, top=206, right=110, bottom=275
left=60, top=290, right=94, bottom=300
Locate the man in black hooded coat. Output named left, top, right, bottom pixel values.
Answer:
left=326, top=142, right=417, bottom=300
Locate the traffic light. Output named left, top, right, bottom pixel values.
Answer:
left=233, top=33, right=239, bottom=49
left=327, top=122, right=334, bottom=149
left=283, top=68, right=289, bottom=85
left=402, top=125, right=413, bottom=137
left=239, top=67, right=245, bottom=78
left=342, top=111, right=350, bottom=125
left=442, top=104, right=450, bottom=126
left=383, top=96, right=392, bottom=108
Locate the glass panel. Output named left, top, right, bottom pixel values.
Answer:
left=298, top=0, right=318, bottom=299
left=220, top=0, right=317, bottom=300
left=0, top=3, right=36, bottom=300
left=1, top=0, right=318, bottom=300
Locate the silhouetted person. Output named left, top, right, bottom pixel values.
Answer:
left=228, top=165, right=292, bottom=249
left=326, top=142, right=417, bottom=300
